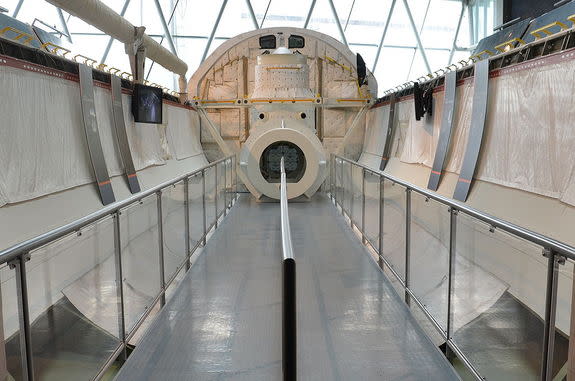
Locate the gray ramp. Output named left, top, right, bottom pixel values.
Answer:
left=115, top=195, right=459, bottom=381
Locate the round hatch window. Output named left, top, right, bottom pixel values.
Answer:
left=259, top=141, right=306, bottom=183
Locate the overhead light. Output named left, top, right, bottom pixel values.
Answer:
left=0, top=6, right=9, bottom=13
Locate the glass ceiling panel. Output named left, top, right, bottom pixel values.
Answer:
left=1, top=0, right=20, bottom=14
left=2, top=0, right=486, bottom=95
left=421, top=0, right=463, bottom=50
left=104, top=39, right=131, bottom=73
left=215, top=0, right=257, bottom=38
left=260, top=0, right=314, bottom=28
left=12, top=0, right=64, bottom=31
left=344, top=0, right=392, bottom=46
left=171, top=0, right=226, bottom=37
left=174, top=36, right=210, bottom=77
left=374, top=46, right=414, bottom=90
left=306, top=0, right=353, bottom=44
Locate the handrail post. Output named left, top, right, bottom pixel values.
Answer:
left=361, top=168, right=366, bottom=245
left=349, top=161, right=353, bottom=228
left=202, top=169, right=207, bottom=246
left=224, top=160, right=228, bottom=215
left=10, top=253, right=33, bottom=381
left=541, top=248, right=562, bottom=381
left=447, top=207, right=457, bottom=341
left=378, top=175, right=384, bottom=270
left=156, top=191, right=166, bottom=307
left=113, top=211, right=127, bottom=360
left=329, top=153, right=333, bottom=200
left=215, top=163, right=219, bottom=229
left=341, top=159, right=344, bottom=213
left=405, top=188, right=411, bottom=305
left=184, top=177, right=191, bottom=271
left=234, top=155, right=239, bottom=202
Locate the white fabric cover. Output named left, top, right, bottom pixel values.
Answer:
left=0, top=66, right=202, bottom=206
left=0, top=66, right=93, bottom=205
left=121, top=94, right=166, bottom=170
left=166, top=106, right=203, bottom=161
left=371, top=58, right=575, bottom=205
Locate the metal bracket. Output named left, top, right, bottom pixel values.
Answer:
left=126, top=26, right=147, bottom=83
left=447, top=207, right=459, bottom=216
left=542, top=248, right=566, bottom=265
left=8, top=253, right=31, bottom=269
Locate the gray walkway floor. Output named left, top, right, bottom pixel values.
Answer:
left=114, top=194, right=459, bottom=381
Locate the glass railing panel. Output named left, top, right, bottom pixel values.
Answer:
left=363, top=171, right=380, bottom=249
left=552, top=256, right=573, bottom=380
left=27, top=215, right=121, bottom=380
left=409, top=192, right=450, bottom=332
left=204, top=166, right=216, bottom=229
left=188, top=172, right=204, bottom=250
left=453, top=211, right=546, bottom=380
left=351, top=165, right=362, bottom=227
left=119, top=194, right=160, bottom=335
left=381, top=179, right=406, bottom=283
left=342, top=160, right=352, bottom=216
left=334, top=158, right=342, bottom=203
left=218, top=161, right=226, bottom=217
left=161, top=180, right=186, bottom=286
left=2, top=263, right=23, bottom=381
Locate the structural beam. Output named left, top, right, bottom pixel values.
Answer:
left=406, top=0, right=431, bottom=79
left=448, top=1, right=466, bottom=64
left=201, top=0, right=228, bottom=63
left=304, top=0, right=317, bottom=28
left=76, top=31, right=454, bottom=53
left=260, top=0, right=272, bottom=28
left=327, top=0, right=348, bottom=46
left=154, top=0, right=178, bottom=55
left=101, top=0, right=131, bottom=64
left=372, top=0, right=396, bottom=72
left=245, top=0, right=259, bottom=29
left=344, top=0, right=356, bottom=31
left=402, top=0, right=431, bottom=73
left=12, top=0, right=24, bottom=17
left=57, top=8, right=73, bottom=43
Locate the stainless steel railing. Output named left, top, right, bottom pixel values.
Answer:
left=329, top=153, right=575, bottom=381
left=280, top=157, right=296, bottom=381
left=280, top=158, right=294, bottom=262
left=0, top=155, right=238, bottom=381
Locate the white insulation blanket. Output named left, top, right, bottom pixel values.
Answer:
left=362, top=58, right=575, bottom=206
left=0, top=65, right=203, bottom=207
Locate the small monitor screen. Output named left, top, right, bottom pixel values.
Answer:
left=132, top=84, right=163, bottom=124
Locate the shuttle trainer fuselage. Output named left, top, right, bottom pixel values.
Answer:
left=240, top=46, right=327, bottom=200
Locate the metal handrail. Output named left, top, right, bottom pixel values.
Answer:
left=280, top=158, right=294, bottom=261
left=0, top=155, right=233, bottom=264
left=333, top=154, right=575, bottom=261
left=280, top=157, right=296, bottom=381
left=330, top=153, right=571, bottom=381
left=2, top=154, right=237, bottom=381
